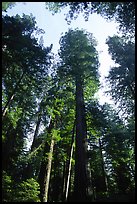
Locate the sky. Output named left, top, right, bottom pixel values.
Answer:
left=4, top=2, right=121, bottom=105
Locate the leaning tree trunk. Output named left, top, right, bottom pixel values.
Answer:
left=43, top=137, right=55, bottom=202
left=38, top=119, right=54, bottom=202
left=30, top=102, right=43, bottom=151
left=2, top=71, right=25, bottom=118
left=23, top=102, right=43, bottom=180
left=74, top=77, right=88, bottom=202
left=64, top=121, right=75, bottom=202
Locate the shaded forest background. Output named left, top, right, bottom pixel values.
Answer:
left=2, top=2, right=135, bottom=202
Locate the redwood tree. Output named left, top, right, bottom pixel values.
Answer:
left=58, top=29, right=99, bottom=201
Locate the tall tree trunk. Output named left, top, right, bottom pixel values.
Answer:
left=43, top=138, right=55, bottom=202
left=30, top=103, right=42, bottom=151
left=62, top=161, right=67, bottom=200
left=89, top=162, right=96, bottom=201
left=114, top=162, right=131, bottom=193
left=2, top=126, right=17, bottom=171
left=38, top=119, right=54, bottom=202
left=98, top=138, right=108, bottom=193
left=2, top=71, right=25, bottom=118
left=51, top=145, right=62, bottom=202
left=74, top=77, right=88, bottom=202
left=23, top=102, right=43, bottom=180
left=64, top=121, right=75, bottom=201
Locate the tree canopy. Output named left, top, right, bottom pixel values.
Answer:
left=2, top=2, right=16, bottom=11
left=45, top=2, right=135, bottom=37
left=105, top=35, right=135, bottom=117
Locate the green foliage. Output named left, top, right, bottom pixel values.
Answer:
left=2, top=2, right=16, bottom=11
left=2, top=6, right=135, bottom=202
left=58, top=28, right=99, bottom=85
left=2, top=174, right=41, bottom=202
left=13, top=178, right=40, bottom=202
left=86, top=101, right=135, bottom=196
left=2, top=14, right=52, bottom=79
left=2, top=171, right=13, bottom=202
left=7, top=107, right=22, bottom=128
left=45, top=2, right=66, bottom=14
left=101, top=105, right=135, bottom=193
left=2, top=14, right=53, bottom=201
left=45, top=2, right=135, bottom=37
left=96, top=2, right=135, bottom=35
left=27, top=143, right=44, bottom=161
left=52, top=129, right=61, bottom=141
left=2, top=13, right=52, bottom=140
left=106, top=35, right=135, bottom=116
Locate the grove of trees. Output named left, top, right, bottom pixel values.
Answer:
left=2, top=2, right=135, bottom=202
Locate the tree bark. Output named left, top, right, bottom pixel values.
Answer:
left=98, top=138, right=108, bottom=192
left=30, top=103, right=42, bottom=151
left=23, top=102, right=43, bottom=180
left=38, top=119, right=54, bottom=202
left=64, top=121, right=75, bottom=201
left=43, top=138, right=55, bottom=202
left=74, top=77, right=88, bottom=202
